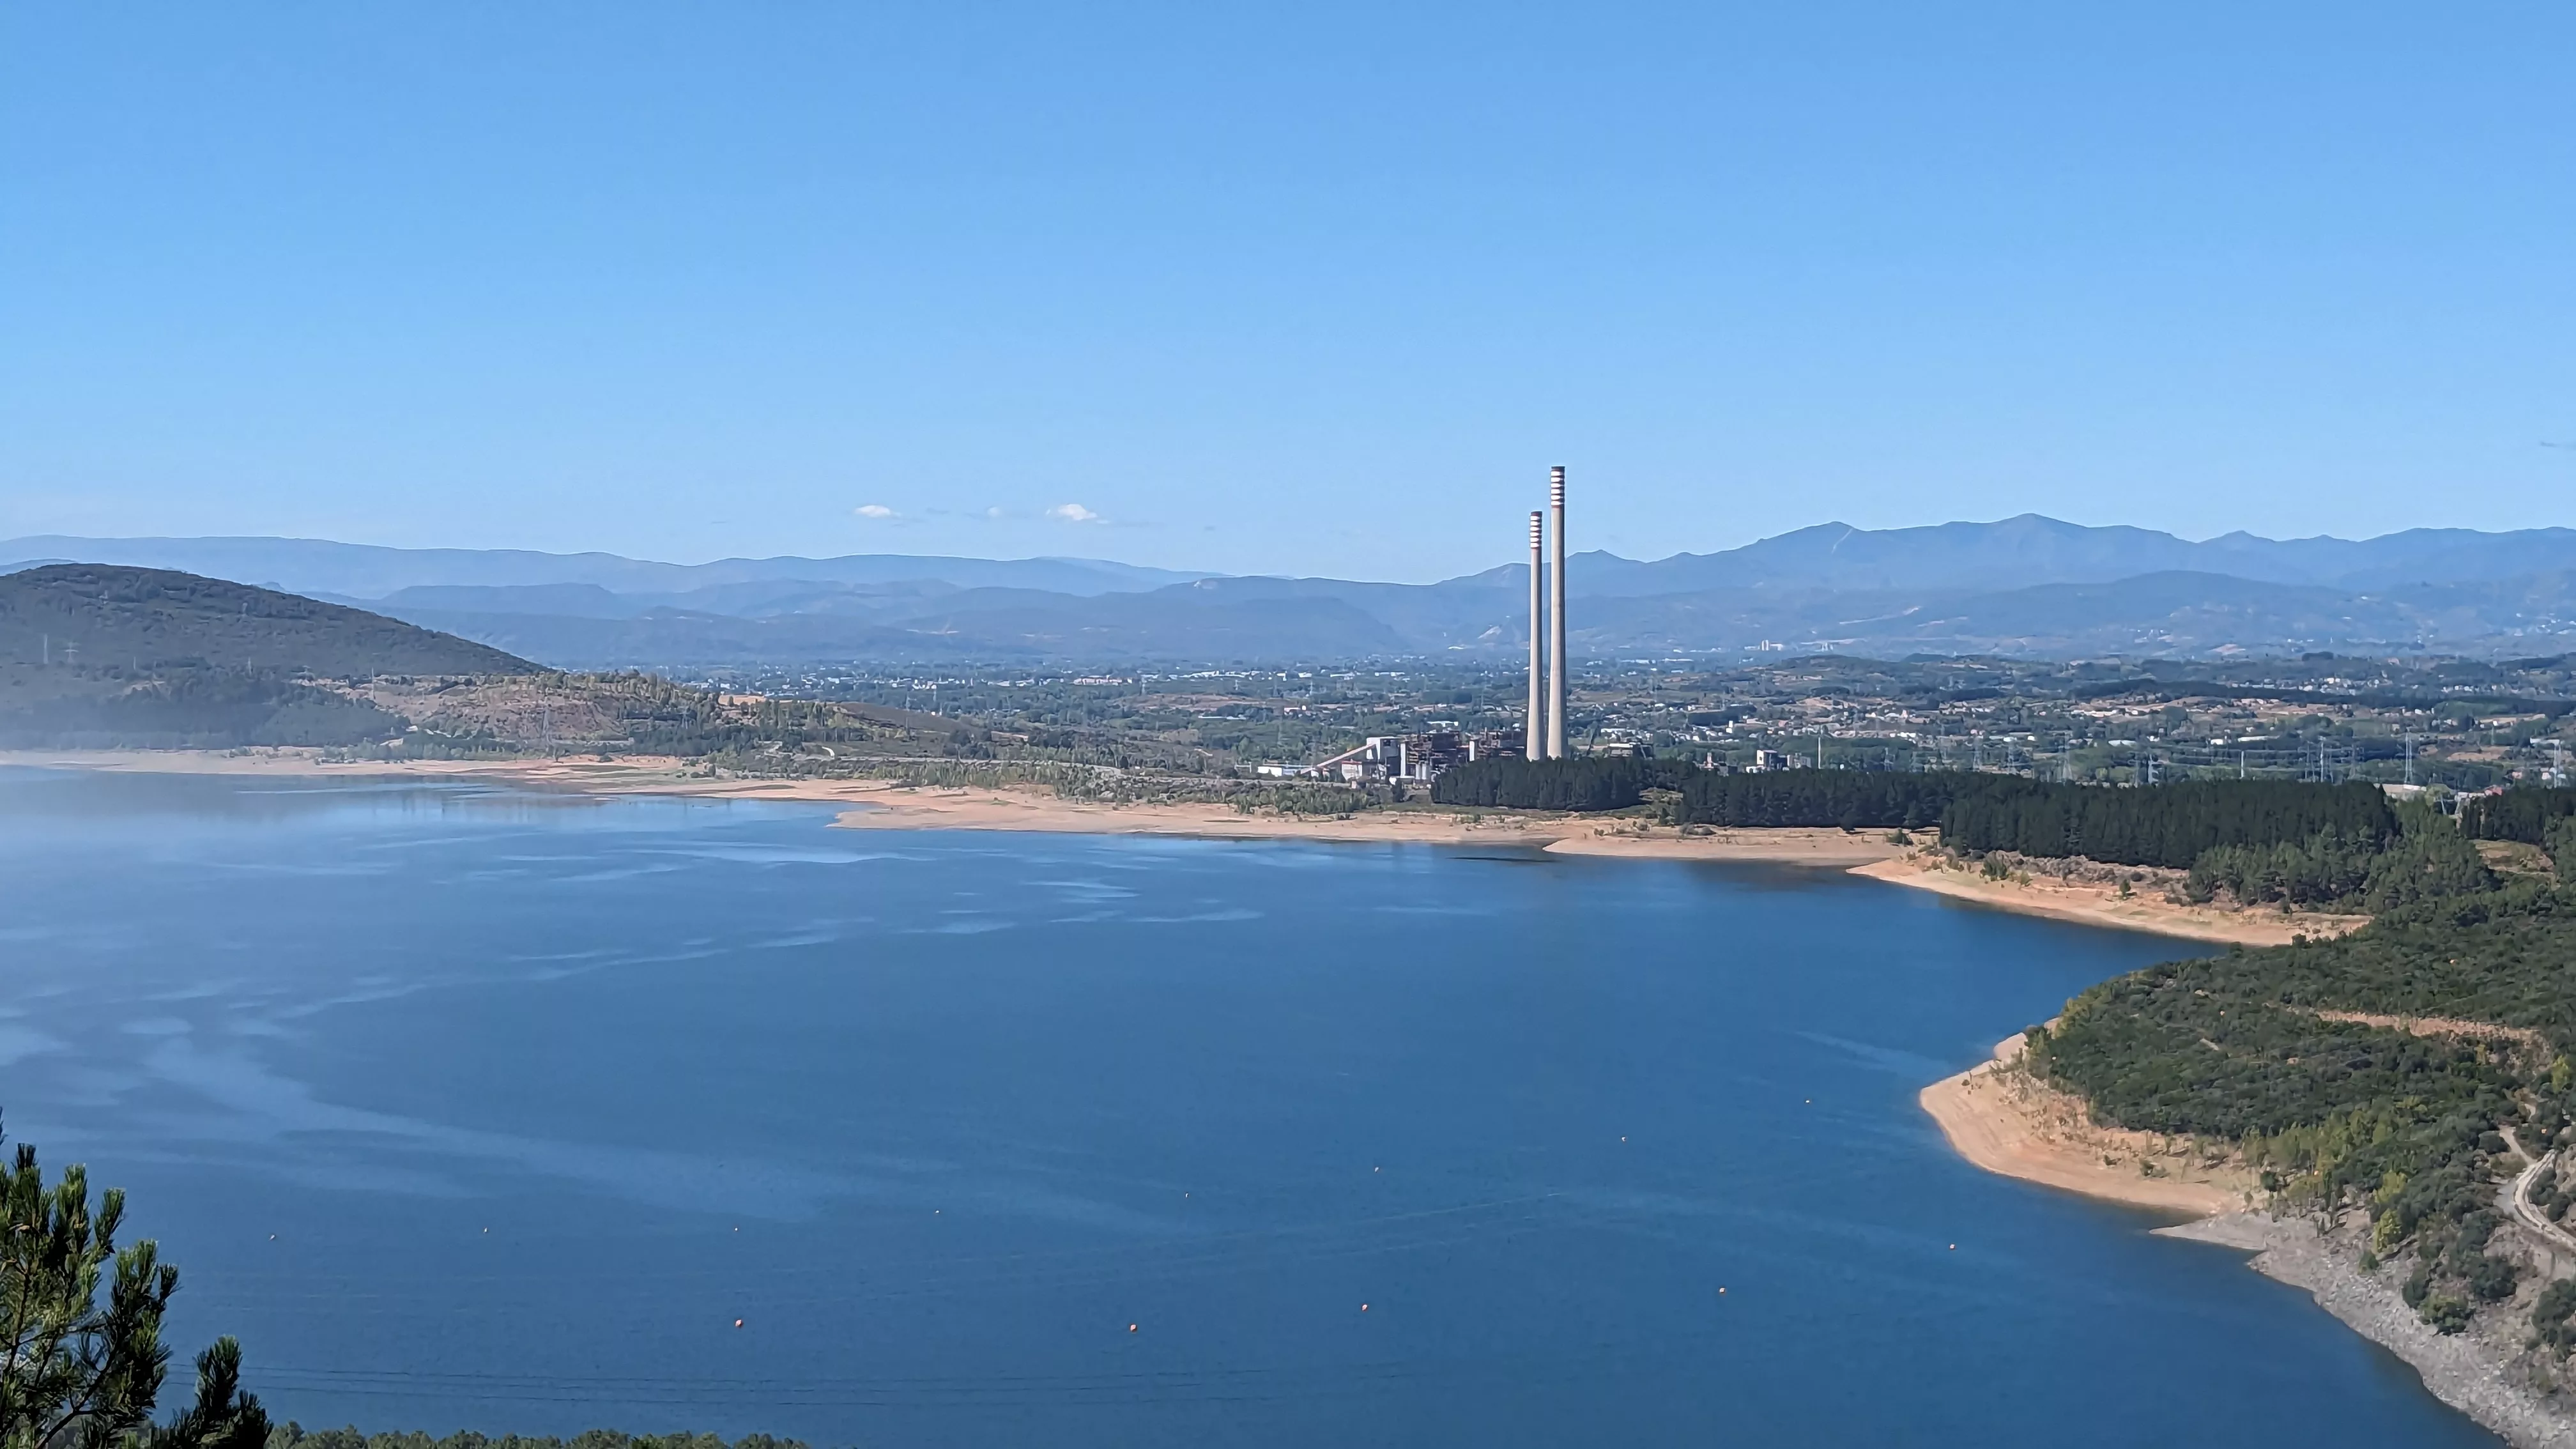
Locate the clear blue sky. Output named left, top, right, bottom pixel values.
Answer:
left=2, top=3, right=2569, bottom=581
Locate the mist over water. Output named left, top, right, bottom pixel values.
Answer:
left=0, top=768, right=2499, bottom=1446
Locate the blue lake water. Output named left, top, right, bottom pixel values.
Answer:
left=0, top=768, right=2498, bottom=1446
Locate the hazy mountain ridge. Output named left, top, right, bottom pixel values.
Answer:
left=1565, top=516, right=2576, bottom=595
left=13, top=518, right=2576, bottom=665
left=0, top=535, right=1211, bottom=599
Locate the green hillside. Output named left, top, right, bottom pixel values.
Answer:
left=0, top=564, right=537, bottom=676
left=0, top=565, right=537, bottom=747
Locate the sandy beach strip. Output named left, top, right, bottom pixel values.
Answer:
left=1853, top=854, right=2361, bottom=947
left=0, top=749, right=1920, bottom=862
left=1919, top=1032, right=2250, bottom=1218
left=827, top=783, right=1915, bottom=862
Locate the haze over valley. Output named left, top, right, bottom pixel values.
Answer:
left=18, top=514, right=2576, bottom=667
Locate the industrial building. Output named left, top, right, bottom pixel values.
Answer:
left=1262, top=465, right=1574, bottom=788
left=1298, top=730, right=1514, bottom=785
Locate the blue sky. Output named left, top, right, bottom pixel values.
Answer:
left=2, top=3, right=2568, bottom=581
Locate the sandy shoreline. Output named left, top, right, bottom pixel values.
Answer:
left=6, top=749, right=2365, bottom=940
left=1856, top=853, right=2363, bottom=947
left=1919, top=1033, right=2251, bottom=1216
left=826, top=784, right=1915, bottom=863
left=0, top=749, right=1917, bottom=866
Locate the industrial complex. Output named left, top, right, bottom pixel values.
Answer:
left=1276, top=466, right=1576, bottom=786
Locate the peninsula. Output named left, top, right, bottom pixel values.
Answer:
left=1918, top=811, right=2576, bottom=1449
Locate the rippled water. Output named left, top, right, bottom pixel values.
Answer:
left=0, top=768, right=2497, bottom=1446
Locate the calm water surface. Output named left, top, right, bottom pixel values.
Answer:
left=0, top=769, right=2497, bottom=1446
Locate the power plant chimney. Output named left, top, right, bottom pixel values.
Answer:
left=1547, top=466, right=1567, bottom=760
left=1526, top=510, right=1545, bottom=760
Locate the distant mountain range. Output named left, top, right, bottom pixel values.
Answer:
left=1538, top=516, right=2576, bottom=596
left=10, top=516, right=2576, bottom=665
left=0, top=535, right=1208, bottom=599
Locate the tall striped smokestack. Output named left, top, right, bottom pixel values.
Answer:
left=1526, top=510, right=1545, bottom=761
left=1547, top=466, right=1567, bottom=760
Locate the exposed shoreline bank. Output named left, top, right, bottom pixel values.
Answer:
left=2165, top=1215, right=2576, bottom=1449
left=1920, top=1032, right=2252, bottom=1216
left=1926, top=1033, right=2576, bottom=1448
left=3, top=751, right=2349, bottom=941
left=0, top=748, right=1913, bottom=865
left=1856, top=852, right=2363, bottom=947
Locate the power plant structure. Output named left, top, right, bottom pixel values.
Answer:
left=1548, top=465, right=1567, bottom=760
left=1294, top=730, right=1513, bottom=785
left=1525, top=466, right=1570, bottom=760
left=1524, top=510, right=1545, bottom=760
left=1273, top=464, right=1574, bottom=785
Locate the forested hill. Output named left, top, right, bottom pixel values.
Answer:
left=0, top=567, right=537, bottom=748
left=0, top=565, right=537, bottom=677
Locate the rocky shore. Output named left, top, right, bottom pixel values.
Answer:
left=1927, top=1025, right=2576, bottom=1448
left=2167, top=1213, right=2576, bottom=1449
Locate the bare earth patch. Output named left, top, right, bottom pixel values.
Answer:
left=2307, top=1009, right=2552, bottom=1054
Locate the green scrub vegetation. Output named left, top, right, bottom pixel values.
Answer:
left=2026, top=843, right=2576, bottom=1340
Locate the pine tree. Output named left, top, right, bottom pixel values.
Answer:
left=0, top=1121, right=266, bottom=1449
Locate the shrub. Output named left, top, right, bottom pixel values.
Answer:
left=2421, top=1294, right=2476, bottom=1334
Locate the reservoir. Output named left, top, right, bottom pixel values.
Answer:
left=0, top=768, right=2499, bottom=1446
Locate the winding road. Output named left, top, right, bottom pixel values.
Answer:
left=2501, top=1127, right=2576, bottom=1259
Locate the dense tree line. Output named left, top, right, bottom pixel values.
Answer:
left=1675, top=769, right=1969, bottom=829
left=2185, top=804, right=2496, bottom=912
left=1940, top=779, right=2395, bottom=869
left=2461, top=785, right=2576, bottom=845
left=2549, top=818, right=2576, bottom=878
left=1434, top=763, right=2414, bottom=882
left=1429, top=757, right=1652, bottom=811
left=1673, top=769, right=2396, bottom=870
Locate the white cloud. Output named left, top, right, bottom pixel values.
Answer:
left=853, top=503, right=900, bottom=520
left=1047, top=503, right=1103, bottom=524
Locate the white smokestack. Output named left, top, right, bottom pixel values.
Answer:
left=1526, top=510, right=1545, bottom=761
left=1547, top=466, right=1567, bottom=760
